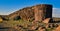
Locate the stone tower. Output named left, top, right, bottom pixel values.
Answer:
left=34, top=4, right=52, bottom=22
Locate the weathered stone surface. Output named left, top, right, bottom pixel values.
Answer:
left=42, top=18, right=51, bottom=23
left=9, top=7, right=34, bottom=21
left=8, top=4, right=52, bottom=22
left=45, top=24, right=49, bottom=28
left=34, top=4, right=52, bottom=22
left=38, top=27, right=45, bottom=31
left=53, top=25, right=60, bottom=31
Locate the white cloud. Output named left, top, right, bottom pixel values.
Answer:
left=53, top=8, right=60, bottom=17
left=0, top=8, right=20, bottom=15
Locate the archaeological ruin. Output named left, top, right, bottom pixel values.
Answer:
left=8, top=4, right=52, bottom=22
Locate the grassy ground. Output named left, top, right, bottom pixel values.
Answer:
left=0, top=19, right=56, bottom=31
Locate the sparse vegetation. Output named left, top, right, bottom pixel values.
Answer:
left=0, top=15, right=60, bottom=31
left=0, top=19, right=57, bottom=31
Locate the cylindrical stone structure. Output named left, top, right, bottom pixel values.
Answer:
left=34, top=4, right=52, bottom=22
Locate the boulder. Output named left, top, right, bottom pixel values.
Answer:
left=38, top=27, right=45, bottom=31
left=0, top=17, right=3, bottom=22
left=53, top=25, right=60, bottom=31
left=42, top=18, right=51, bottom=23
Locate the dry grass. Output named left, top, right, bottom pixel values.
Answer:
left=0, top=19, right=59, bottom=31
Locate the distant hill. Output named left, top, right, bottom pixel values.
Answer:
left=0, top=15, right=9, bottom=21
left=53, top=17, right=60, bottom=21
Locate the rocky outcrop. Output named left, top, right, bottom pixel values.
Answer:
left=34, top=4, right=52, bottom=22
left=53, top=25, right=60, bottom=31
left=42, top=18, right=51, bottom=23
left=38, top=27, right=45, bottom=31
left=8, top=7, right=34, bottom=21
left=8, top=4, right=52, bottom=22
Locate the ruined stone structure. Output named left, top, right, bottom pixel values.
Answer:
left=8, top=4, right=52, bottom=22
left=34, top=4, right=52, bottom=21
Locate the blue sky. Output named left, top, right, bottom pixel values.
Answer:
left=0, top=0, right=60, bottom=17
